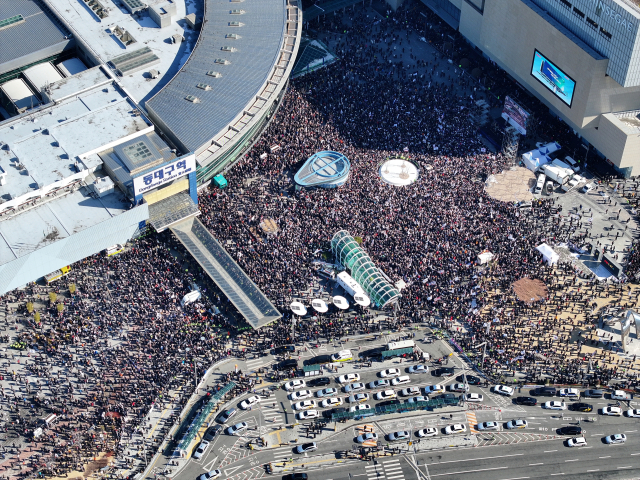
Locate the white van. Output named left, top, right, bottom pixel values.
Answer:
left=331, top=350, right=353, bottom=362
left=534, top=174, right=545, bottom=195
left=391, top=375, right=411, bottom=386
left=564, top=156, right=580, bottom=173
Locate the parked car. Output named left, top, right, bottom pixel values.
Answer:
left=570, top=403, right=593, bottom=412
left=444, top=424, right=466, bottom=435
left=602, top=406, right=622, bottom=416
left=298, top=410, right=319, bottom=420
left=294, top=400, right=316, bottom=411
left=321, top=397, right=343, bottom=408
left=193, top=440, right=212, bottom=459
left=368, top=379, right=390, bottom=389
left=506, top=419, right=528, bottom=429
left=295, top=442, right=317, bottom=454
left=315, top=388, right=338, bottom=398
left=348, top=393, right=369, bottom=404
left=627, top=409, right=640, bottom=417
left=356, top=432, right=378, bottom=443
left=308, top=377, right=331, bottom=387
left=514, top=397, right=537, bottom=406
left=344, top=382, right=366, bottom=393
left=434, top=367, right=455, bottom=377
left=544, top=401, right=566, bottom=410
left=558, top=388, right=579, bottom=398
left=203, top=425, right=222, bottom=441
left=448, top=383, right=469, bottom=393
left=559, top=426, right=583, bottom=435
left=290, top=390, right=313, bottom=401
left=374, top=390, right=397, bottom=401
left=285, top=380, right=306, bottom=391
left=424, top=384, right=444, bottom=395
left=583, top=389, right=603, bottom=398
left=532, top=387, right=557, bottom=397
left=227, top=422, right=248, bottom=435
left=463, top=393, right=483, bottom=403
left=380, top=368, right=401, bottom=378
left=388, top=430, right=410, bottom=441
left=198, top=470, right=221, bottom=480
left=273, top=345, right=296, bottom=355
left=417, top=427, right=438, bottom=437
left=408, top=365, right=428, bottom=374
left=405, top=396, right=428, bottom=403
left=338, top=373, right=360, bottom=384
left=350, top=404, right=372, bottom=413
left=611, top=390, right=629, bottom=400
left=400, top=387, right=420, bottom=397
left=276, top=359, right=298, bottom=370
left=477, top=422, right=499, bottom=431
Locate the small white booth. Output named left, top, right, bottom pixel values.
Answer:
left=477, top=250, right=495, bottom=265
left=536, top=243, right=559, bottom=265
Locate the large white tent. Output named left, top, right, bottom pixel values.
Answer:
left=522, top=142, right=561, bottom=172
left=536, top=243, right=559, bottom=265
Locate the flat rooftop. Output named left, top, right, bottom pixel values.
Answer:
left=0, top=68, right=153, bottom=202
left=46, top=0, right=202, bottom=104
left=0, top=180, right=131, bottom=266
left=0, top=0, right=71, bottom=75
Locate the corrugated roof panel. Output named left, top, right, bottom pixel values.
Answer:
left=145, top=0, right=287, bottom=153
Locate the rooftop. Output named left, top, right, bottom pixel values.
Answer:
left=45, top=0, right=202, bottom=104
left=0, top=0, right=71, bottom=74
left=145, top=0, right=290, bottom=154
left=0, top=68, right=153, bottom=204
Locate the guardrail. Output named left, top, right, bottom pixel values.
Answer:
left=331, top=397, right=460, bottom=421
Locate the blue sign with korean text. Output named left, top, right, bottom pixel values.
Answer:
left=133, top=155, right=196, bottom=196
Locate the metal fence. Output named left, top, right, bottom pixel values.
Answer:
left=331, top=397, right=459, bottom=421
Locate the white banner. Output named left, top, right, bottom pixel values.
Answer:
left=133, top=154, right=196, bottom=196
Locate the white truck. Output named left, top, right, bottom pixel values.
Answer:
left=541, top=164, right=571, bottom=185
left=336, top=271, right=364, bottom=297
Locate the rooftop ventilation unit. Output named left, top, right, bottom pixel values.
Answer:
left=83, top=0, right=109, bottom=19
left=230, top=0, right=244, bottom=3
left=185, top=95, right=200, bottom=103
left=214, top=59, right=230, bottom=65
left=206, top=71, right=222, bottom=78
left=220, top=46, right=236, bottom=52
left=121, top=0, right=146, bottom=14
left=196, top=83, right=211, bottom=90
left=110, top=46, right=160, bottom=76
left=225, top=33, right=240, bottom=39
left=230, top=9, right=245, bottom=14
left=0, top=14, right=25, bottom=31
left=228, top=21, right=242, bottom=27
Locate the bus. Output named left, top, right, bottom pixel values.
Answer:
left=385, top=340, right=415, bottom=351
left=105, top=244, right=125, bottom=257
left=44, top=266, right=71, bottom=284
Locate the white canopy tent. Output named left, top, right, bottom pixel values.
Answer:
left=290, top=301, right=308, bottom=316
left=311, top=299, right=328, bottom=313
left=521, top=142, right=561, bottom=172
left=332, top=296, right=349, bottom=310
left=536, top=243, right=559, bottom=265
left=477, top=250, right=494, bottom=265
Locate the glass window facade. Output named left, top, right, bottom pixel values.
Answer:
left=331, top=230, right=401, bottom=308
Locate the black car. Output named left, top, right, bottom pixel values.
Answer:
left=583, top=389, right=604, bottom=398
left=514, top=397, right=537, bottom=406
left=376, top=399, right=401, bottom=408
left=203, top=424, right=222, bottom=441
left=273, top=345, right=296, bottom=355
left=434, top=367, right=455, bottom=377
left=456, top=374, right=481, bottom=385
left=216, top=408, right=237, bottom=424
left=308, top=377, right=331, bottom=387
left=571, top=402, right=593, bottom=412
left=532, top=387, right=557, bottom=397
left=275, top=359, right=298, bottom=370
left=284, top=474, right=308, bottom=480
left=322, top=407, right=347, bottom=418
left=559, top=425, right=583, bottom=435
left=434, top=393, right=457, bottom=401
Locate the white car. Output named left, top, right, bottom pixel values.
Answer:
left=338, top=373, right=360, bottom=384
left=316, top=388, right=338, bottom=398
left=506, top=419, right=528, bottom=429
left=356, top=432, right=378, bottom=443
left=380, top=368, right=401, bottom=378
left=374, top=389, right=397, bottom=400
left=297, top=409, right=319, bottom=420
left=349, top=393, right=369, bottom=403
left=409, top=365, right=428, bottom=374
left=388, top=430, right=410, bottom=441
left=285, top=379, right=306, bottom=391
left=400, top=387, right=420, bottom=397
left=493, top=385, right=514, bottom=396
left=193, top=440, right=211, bottom=459
left=240, top=396, right=261, bottom=409
left=227, top=422, right=248, bottom=435
left=368, top=379, right=390, bottom=389
left=627, top=409, right=640, bottom=417
left=424, top=385, right=444, bottom=395
left=559, top=388, right=579, bottom=397
left=444, top=424, right=467, bottom=435
left=294, top=400, right=317, bottom=410
left=463, top=393, right=483, bottom=403
left=567, top=437, right=587, bottom=447
left=198, top=470, right=221, bottom=480
left=477, top=421, right=499, bottom=431
left=611, top=390, right=628, bottom=400
left=344, top=382, right=366, bottom=393
left=321, top=397, right=343, bottom=408
left=295, top=442, right=318, bottom=454
left=448, top=383, right=469, bottom=393
left=406, top=396, right=428, bottom=403
left=290, top=390, right=313, bottom=401
left=605, top=433, right=627, bottom=444
left=544, top=401, right=566, bottom=410
left=602, top=406, right=622, bottom=416
left=417, top=427, right=438, bottom=437
left=350, top=404, right=372, bottom=413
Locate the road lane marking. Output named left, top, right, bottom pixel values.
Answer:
left=424, top=453, right=523, bottom=466
left=624, top=430, right=637, bottom=433
left=617, top=466, right=633, bottom=469
left=529, top=463, right=544, bottom=466
left=549, top=474, right=565, bottom=476
left=544, top=450, right=557, bottom=453
left=630, top=453, right=640, bottom=456
left=565, top=459, right=579, bottom=462
left=599, top=456, right=611, bottom=459
left=587, top=469, right=600, bottom=472
left=430, top=466, right=508, bottom=476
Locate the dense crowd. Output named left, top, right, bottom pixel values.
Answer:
left=0, top=4, right=638, bottom=480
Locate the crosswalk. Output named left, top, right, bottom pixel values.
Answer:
left=466, top=411, right=478, bottom=431
left=365, top=459, right=405, bottom=480
left=271, top=446, right=292, bottom=465
left=261, top=403, right=285, bottom=426
left=245, top=357, right=264, bottom=370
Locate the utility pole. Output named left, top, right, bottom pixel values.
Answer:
left=473, top=342, right=488, bottom=373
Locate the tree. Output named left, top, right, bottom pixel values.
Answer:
left=48, top=292, right=57, bottom=304
left=57, top=304, right=64, bottom=315
left=26, top=302, right=34, bottom=314
left=354, top=236, right=363, bottom=245
left=34, top=312, right=41, bottom=324
left=68, top=284, right=76, bottom=295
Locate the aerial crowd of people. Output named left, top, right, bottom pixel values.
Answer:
left=0, top=4, right=638, bottom=480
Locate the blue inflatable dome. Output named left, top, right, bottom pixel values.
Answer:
left=294, top=151, right=350, bottom=188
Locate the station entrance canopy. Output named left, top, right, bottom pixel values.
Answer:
left=171, top=218, right=281, bottom=329
left=331, top=230, right=401, bottom=308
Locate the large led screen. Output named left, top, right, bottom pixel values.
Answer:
left=531, top=50, right=576, bottom=107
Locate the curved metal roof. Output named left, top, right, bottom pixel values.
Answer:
left=294, top=151, right=351, bottom=188
left=145, top=0, right=295, bottom=155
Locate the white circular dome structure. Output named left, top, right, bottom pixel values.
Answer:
left=379, top=158, right=419, bottom=186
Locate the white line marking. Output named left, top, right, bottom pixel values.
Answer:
left=599, top=456, right=611, bottom=459
left=586, top=469, right=600, bottom=472
left=529, top=463, right=544, bottom=466
left=565, top=459, right=579, bottom=462
left=544, top=450, right=557, bottom=453
left=425, top=453, right=524, bottom=466
left=429, top=466, right=508, bottom=477
left=617, top=466, right=633, bottom=469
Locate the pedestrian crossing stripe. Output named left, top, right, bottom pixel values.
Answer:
left=362, top=440, right=377, bottom=447
left=465, top=411, right=478, bottom=431
left=357, top=424, right=375, bottom=432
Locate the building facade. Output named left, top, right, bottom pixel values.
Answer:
left=424, top=0, right=640, bottom=176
